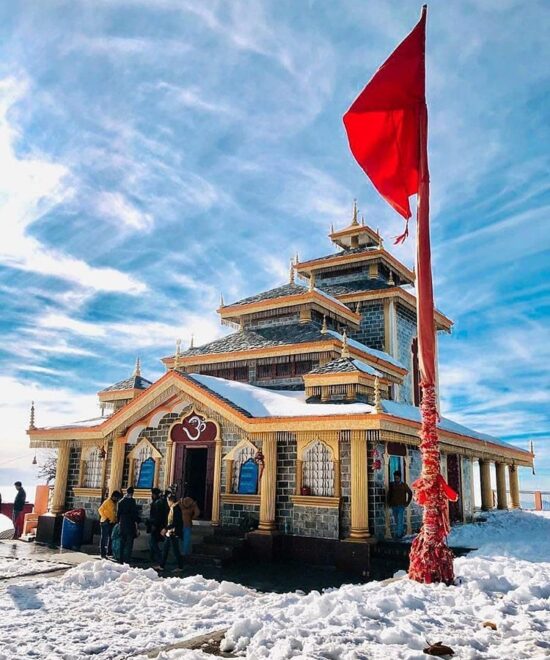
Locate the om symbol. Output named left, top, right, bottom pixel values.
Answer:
left=181, top=415, right=207, bottom=441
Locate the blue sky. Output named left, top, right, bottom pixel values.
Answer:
left=0, top=0, right=548, bottom=500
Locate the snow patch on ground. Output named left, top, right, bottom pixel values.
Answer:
left=1, top=512, right=549, bottom=659
left=0, top=557, right=67, bottom=579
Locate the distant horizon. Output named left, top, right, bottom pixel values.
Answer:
left=0, top=1, right=548, bottom=493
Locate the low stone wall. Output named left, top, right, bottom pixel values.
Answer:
left=221, top=502, right=259, bottom=528
left=292, top=505, right=339, bottom=540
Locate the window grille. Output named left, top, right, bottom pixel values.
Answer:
left=84, top=447, right=102, bottom=488
left=133, top=442, right=154, bottom=485
left=303, top=441, right=334, bottom=496
left=233, top=445, right=257, bottom=493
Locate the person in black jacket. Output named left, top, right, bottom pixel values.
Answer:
left=13, top=482, right=26, bottom=539
left=148, top=487, right=168, bottom=566
left=159, top=494, right=184, bottom=571
left=117, top=487, right=140, bottom=564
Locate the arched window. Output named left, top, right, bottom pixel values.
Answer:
left=128, top=438, right=162, bottom=490
left=233, top=444, right=258, bottom=494
left=80, top=446, right=103, bottom=488
left=302, top=441, right=335, bottom=497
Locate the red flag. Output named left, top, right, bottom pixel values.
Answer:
left=343, top=8, right=426, bottom=226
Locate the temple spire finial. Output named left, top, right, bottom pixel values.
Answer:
left=173, top=339, right=181, bottom=370
left=351, top=199, right=359, bottom=226
left=29, top=401, right=36, bottom=430
left=341, top=329, right=350, bottom=358
left=361, top=214, right=365, bottom=226
left=289, top=258, right=295, bottom=284
left=308, top=272, right=316, bottom=292
left=220, top=292, right=225, bottom=307
left=374, top=376, right=382, bottom=413
left=133, top=356, right=141, bottom=377
left=321, top=315, right=327, bottom=334
left=190, top=333, right=194, bottom=349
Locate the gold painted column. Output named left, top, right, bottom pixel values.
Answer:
left=108, top=437, right=126, bottom=495
left=495, top=462, right=508, bottom=510
left=349, top=430, right=369, bottom=540
left=258, top=433, right=277, bottom=532
left=479, top=459, right=493, bottom=511
left=295, top=459, right=303, bottom=495
left=211, top=439, right=223, bottom=526
left=51, top=440, right=70, bottom=514
left=164, top=438, right=174, bottom=490
left=509, top=465, right=521, bottom=509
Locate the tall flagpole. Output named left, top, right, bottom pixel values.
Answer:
left=408, top=82, right=457, bottom=585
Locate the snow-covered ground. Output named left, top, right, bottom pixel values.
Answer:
left=0, top=557, right=67, bottom=579
left=0, top=511, right=549, bottom=660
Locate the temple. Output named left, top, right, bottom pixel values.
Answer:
left=28, top=204, right=533, bottom=563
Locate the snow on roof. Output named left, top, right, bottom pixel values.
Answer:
left=352, top=359, right=382, bottom=377
left=326, top=330, right=406, bottom=370
left=189, top=373, right=375, bottom=417
left=381, top=400, right=515, bottom=447
left=43, top=415, right=109, bottom=430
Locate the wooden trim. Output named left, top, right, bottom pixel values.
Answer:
left=221, top=494, right=260, bottom=505
left=98, top=389, right=140, bottom=402
left=290, top=495, right=341, bottom=508
left=132, top=489, right=153, bottom=500
left=72, top=487, right=102, bottom=498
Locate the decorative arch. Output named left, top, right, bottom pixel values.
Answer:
left=127, top=437, right=162, bottom=490
left=301, top=439, right=335, bottom=497
left=78, top=443, right=105, bottom=489
left=168, top=408, right=220, bottom=444
left=223, top=438, right=259, bottom=494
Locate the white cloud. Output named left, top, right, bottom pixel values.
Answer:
left=0, top=76, right=147, bottom=294
left=95, top=191, right=154, bottom=233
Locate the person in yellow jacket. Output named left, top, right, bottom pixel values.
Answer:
left=98, top=491, right=122, bottom=558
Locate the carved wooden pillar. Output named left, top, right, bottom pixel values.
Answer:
left=51, top=440, right=70, bottom=514
left=108, top=437, right=126, bottom=495
left=479, top=459, right=493, bottom=511
left=295, top=459, right=303, bottom=495
left=509, top=465, right=520, bottom=509
left=226, top=459, right=234, bottom=494
left=495, top=462, right=508, bottom=510
left=349, top=430, right=369, bottom=540
left=163, top=439, right=174, bottom=490
left=211, top=439, right=223, bottom=526
left=333, top=459, right=341, bottom=498
left=258, top=433, right=277, bottom=532
left=383, top=444, right=391, bottom=538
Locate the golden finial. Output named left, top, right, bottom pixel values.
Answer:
left=308, top=272, right=316, bottom=292
left=355, top=301, right=361, bottom=314
left=374, top=376, right=382, bottom=413
left=330, top=223, right=334, bottom=234
left=289, top=258, right=295, bottom=284
left=220, top=292, right=225, bottom=307
left=133, top=357, right=141, bottom=377
left=351, top=199, right=359, bottom=226
left=412, top=264, right=416, bottom=279
left=341, top=330, right=350, bottom=358
left=295, top=252, right=299, bottom=264
left=321, top=315, right=327, bottom=334
left=361, top=214, right=365, bottom=226
left=29, top=401, right=36, bottom=430
left=190, top=334, right=194, bottom=349
left=173, top=339, right=181, bottom=370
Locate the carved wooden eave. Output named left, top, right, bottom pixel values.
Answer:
left=338, top=286, right=453, bottom=333
left=217, top=290, right=361, bottom=328
left=162, top=338, right=407, bottom=381
left=98, top=388, right=142, bottom=403
left=328, top=223, right=380, bottom=247
left=295, top=248, right=415, bottom=285
left=303, top=370, right=391, bottom=388
left=27, top=370, right=533, bottom=468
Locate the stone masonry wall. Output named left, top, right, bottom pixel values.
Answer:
left=275, top=434, right=296, bottom=534
left=352, top=301, right=385, bottom=352
left=407, top=446, right=423, bottom=533
left=369, top=438, right=387, bottom=538
left=221, top=502, right=260, bottom=528
left=292, top=505, right=339, bottom=539
left=396, top=303, right=417, bottom=405
left=64, top=446, right=81, bottom=513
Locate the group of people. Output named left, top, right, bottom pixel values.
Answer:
left=98, top=487, right=200, bottom=571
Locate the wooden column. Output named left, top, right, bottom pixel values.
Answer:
left=51, top=440, right=70, bottom=514
left=211, top=439, right=223, bottom=526
left=349, top=430, right=369, bottom=540
left=258, top=433, right=277, bottom=532
left=509, top=465, right=520, bottom=509
left=163, top=439, right=174, bottom=490
left=295, top=459, right=303, bottom=495
left=495, top=462, right=508, bottom=510
left=383, top=444, right=391, bottom=539
left=108, top=437, right=126, bottom=495
left=479, top=459, right=493, bottom=511
left=333, top=459, right=341, bottom=498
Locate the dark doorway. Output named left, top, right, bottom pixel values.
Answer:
left=183, top=447, right=208, bottom=516
left=447, top=454, right=462, bottom=523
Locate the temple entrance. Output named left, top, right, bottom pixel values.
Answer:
left=173, top=444, right=214, bottom=520
left=447, top=454, right=462, bottom=523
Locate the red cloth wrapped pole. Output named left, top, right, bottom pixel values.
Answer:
left=343, top=6, right=457, bottom=584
